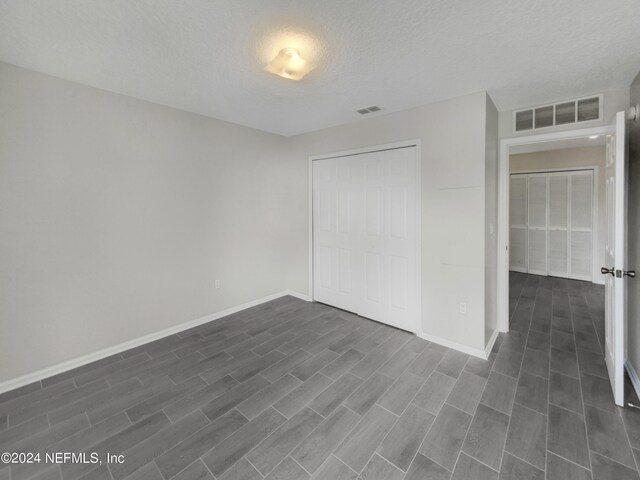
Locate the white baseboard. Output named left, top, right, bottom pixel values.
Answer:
left=484, top=328, right=499, bottom=358
left=417, top=332, right=488, bottom=360
left=284, top=290, right=312, bottom=302
left=0, top=291, right=310, bottom=395
left=625, top=360, right=640, bottom=401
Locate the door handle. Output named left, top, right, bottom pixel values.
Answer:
left=624, top=270, right=636, bottom=278
left=601, top=267, right=615, bottom=276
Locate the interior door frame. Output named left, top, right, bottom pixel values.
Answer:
left=308, top=139, right=422, bottom=334
left=509, top=167, right=600, bottom=282
left=497, top=126, right=612, bottom=332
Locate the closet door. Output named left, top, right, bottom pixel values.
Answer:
left=527, top=174, right=548, bottom=275
left=313, top=147, right=418, bottom=332
left=312, top=156, right=364, bottom=314
left=359, top=151, right=387, bottom=322
left=547, top=173, right=570, bottom=277
left=569, top=171, right=593, bottom=280
left=509, top=175, right=528, bottom=272
left=381, top=148, right=418, bottom=331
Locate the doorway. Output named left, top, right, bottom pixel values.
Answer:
left=309, top=141, right=421, bottom=334
left=498, top=126, right=612, bottom=332
left=497, top=119, right=634, bottom=406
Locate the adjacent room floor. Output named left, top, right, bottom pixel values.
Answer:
left=1, top=273, right=639, bottom=480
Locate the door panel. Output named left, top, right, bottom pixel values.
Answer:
left=548, top=230, right=568, bottom=275
left=509, top=175, right=528, bottom=272
left=389, top=255, right=408, bottom=309
left=318, top=190, right=332, bottom=232
left=603, top=111, right=627, bottom=406
left=510, top=175, right=528, bottom=225
left=313, top=161, right=361, bottom=313
left=384, top=149, right=418, bottom=330
left=365, top=188, right=383, bottom=236
left=510, top=228, right=527, bottom=271
left=365, top=252, right=383, bottom=303
left=528, top=175, right=547, bottom=228
left=527, top=175, right=548, bottom=275
left=548, top=174, right=569, bottom=277
left=318, top=246, right=332, bottom=288
left=389, top=187, right=408, bottom=239
left=570, top=231, right=592, bottom=278
left=569, top=171, right=593, bottom=281
left=570, top=173, right=593, bottom=229
left=337, top=248, right=352, bottom=294
left=337, top=191, right=351, bottom=233
left=528, top=229, right=547, bottom=275
left=548, top=175, right=569, bottom=228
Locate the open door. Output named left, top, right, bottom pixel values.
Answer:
left=602, top=110, right=633, bottom=406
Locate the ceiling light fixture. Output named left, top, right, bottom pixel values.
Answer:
left=264, top=47, right=316, bottom=80
left=589, top=135, right=599, bottom=139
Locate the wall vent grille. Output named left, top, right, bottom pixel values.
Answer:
left=514, top=95, right=602, bottom=132
left=357, top=105, right=381, bottom=115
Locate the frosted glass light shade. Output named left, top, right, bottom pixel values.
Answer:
left=264, top=48, right=316, bottom=80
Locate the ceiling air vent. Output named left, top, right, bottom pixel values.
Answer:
left=357, top=105, right=381, bottom=115
left=514, top=95, right=602, bottom=132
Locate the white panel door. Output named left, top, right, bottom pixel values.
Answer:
left=380, top=148, right=418, bottom=331
left=602, top=111, right=629, bottom=406
left=313, top=147, right=418, bottom=333
left=527, top=174, right=548, bottom=275
left=312, top=157, right=364, bottom=314
left=360, top=151, right=387, bottom=322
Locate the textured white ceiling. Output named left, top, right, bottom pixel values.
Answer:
left=1, top=0, right=639, bottom=136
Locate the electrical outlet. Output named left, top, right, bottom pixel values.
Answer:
left=215, top=280, right=220, bottom=289
left=459, top=302, right=467, bottom=315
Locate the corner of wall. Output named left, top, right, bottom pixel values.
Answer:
left=484, top=93, right=500, bottom=346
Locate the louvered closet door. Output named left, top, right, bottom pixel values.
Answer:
left=527, top=174, right=548, bottom=275
left=509, top=170, right=594, bottom=281
left=569, top=171, right=593, bottom=280
left=509, top=175, right=528, bottom=272
left=548, top=173, right=569, bottom=277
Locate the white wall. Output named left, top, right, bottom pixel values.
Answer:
left=284, top=92, right=497, bottom=354
left=499, top=88, right=630, bottom=140
left=628, top=70, right=640, bottom=387
left=0, top=59, right=507, bottom=386
left=510, top=146, right=607, bottom=283
left=0, top=62, right=295, bottom=383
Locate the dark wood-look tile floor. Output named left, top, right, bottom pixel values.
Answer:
left=1, top=273, right=639, bottom=479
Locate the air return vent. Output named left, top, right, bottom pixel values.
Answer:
left=514, top=95, right=602, bottom=132
left=357, top=105, right=381, bottom=115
